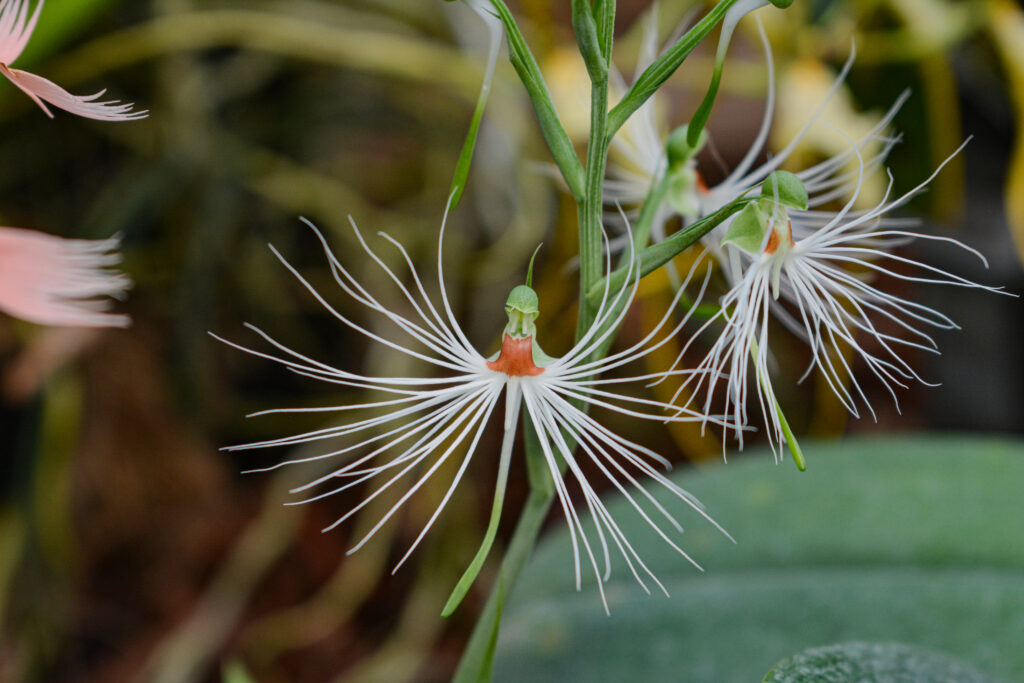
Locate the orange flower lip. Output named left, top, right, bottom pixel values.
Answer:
left=486, top=334, right=544, bottom=377
left=696, top=170, right=710, bottom=195
left=764, top=219, right=794, bottom=255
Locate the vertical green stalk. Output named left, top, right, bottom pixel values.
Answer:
left=451, top=421, right=554, bottom=683
left=455, top=4, right=614, bottom=677
left=576, top=56, right=611, bottom=337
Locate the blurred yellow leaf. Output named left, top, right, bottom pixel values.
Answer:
left=989, top=0, right=1024, bottom=265
left=544, top=45, right=592, bottom=143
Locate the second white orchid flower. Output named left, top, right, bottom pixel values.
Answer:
left=668, top=152, right=1009, bottom=463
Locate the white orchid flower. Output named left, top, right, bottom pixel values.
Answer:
left=667, top=144, right=1009, bottom=461
left=606, top=7, right=903, bottom=258
left=215, top=205, right=733, bottom=612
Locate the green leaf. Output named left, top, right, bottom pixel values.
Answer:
left=608, top=0, right=741, bottom=136
left=763, top=642, right=1000, bottom=683
left=489, top=0, right=586, bottom=199
left=593, top=0, right=615, bottom=59
left=721, top=201, right=766, bottom=253
left=586, top=198, right=752, bottom=307
left=448, top=8, right=502, bottom=209
left=761, top=171, right=809, bottom=211
left=493, top=436, right=1024, bottom=682
left=570, top=0, right=607, bottom=82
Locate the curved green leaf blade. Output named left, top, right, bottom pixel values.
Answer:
left=494, top=436, right=1024, bottom=682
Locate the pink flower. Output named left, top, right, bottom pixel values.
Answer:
left=0, top=0, right=146, bottom=121
left=0, top=227, right=131, bottom=327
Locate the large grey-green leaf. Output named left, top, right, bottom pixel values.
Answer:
left=763, top=642, right=999, bottom=683
left=493, top=436, right=1024, bottom=682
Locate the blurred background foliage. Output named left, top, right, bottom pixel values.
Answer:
left=0, top=0, right=1021, bottom=681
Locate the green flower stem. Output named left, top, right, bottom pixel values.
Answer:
left=576, top=65, right=612, bottom=338
left=607, top=0, right=742, bottom=138
left=442, top=400, right=519, bottom=617
left=630, top=173, right=670, bottom=253
left=452, top=420, right=555, bottom=683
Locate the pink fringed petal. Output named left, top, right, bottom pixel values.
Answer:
left=0, top=226, right=132, bottom=328
left=0, top=65, right=148, bottom=121
left=0, top=0, right=43, bottom=65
